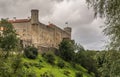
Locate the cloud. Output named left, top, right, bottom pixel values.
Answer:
left=0, top=0, right=107, bottom=50
left=73, top=18, right=106, bottom=50
left=41, top=0, right=94, bottom=26
left=0, top=0, right=62, bottom=18
left=40, top=0, right=106, bottom=50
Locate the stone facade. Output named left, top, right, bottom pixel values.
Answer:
left=8, top=9, right=72, bottom=50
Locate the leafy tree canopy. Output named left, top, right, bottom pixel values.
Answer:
left=95, top=51, right=120, bottom=77
left=0, top=19, right=19, bottom=58
left=59, top=39, right=75, bottom=61
left=86, top=0, right=120, bottom=50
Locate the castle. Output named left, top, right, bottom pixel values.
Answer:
left=8, top=9, right=72, bottom=50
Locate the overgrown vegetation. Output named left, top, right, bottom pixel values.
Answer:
left=59, top=39, right=75, bottom=62
left=58, top=39, right=99, bottom=77
left=24, top=46, right=38, bottom=59
left=42, top=53, right=55, bottom=65
left=86, top=0, right=120, bottom=77
left=1, top=19, right=119, bottom=77
left=57, top=60, right=65, bottom=68
left=0, top=19, right=19, bottom=58
left=95, top=50, right=120, bottom=77
left=86, top=0, right=120, bottom=49
left=75, top=71, right=83, bottom=77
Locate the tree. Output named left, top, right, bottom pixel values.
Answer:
left=59, top=39, right=75, bottom=61
left=86, top=1, right=120, bottom=76
left=74, top=43, right=85, bottom=52
left=0, top=19, right=19, bottom=58
left=86, top=0, right=120, bottom=50
left=75, top=51, right=99, bottom=77
left=95, top=51, right=120, bottom=77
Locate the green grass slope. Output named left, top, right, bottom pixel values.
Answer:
left=22, top=54, right=94, bottom=77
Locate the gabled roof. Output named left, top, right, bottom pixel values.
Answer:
left=8, top=19, right=30, bottom=23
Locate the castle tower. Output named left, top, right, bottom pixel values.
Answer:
left=31, top=9, right=39, bottom=47
left=31, top=9, right=39, bottom=24
left=64, top=27, right=72, bottom=39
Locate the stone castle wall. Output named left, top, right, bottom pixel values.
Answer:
left=11, top=9, right=71, bottom=50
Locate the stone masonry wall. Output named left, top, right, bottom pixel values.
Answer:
left=11, top=9, right=71, bottom=50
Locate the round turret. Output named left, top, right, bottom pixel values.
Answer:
left=64, top=27, right=72, bottom=34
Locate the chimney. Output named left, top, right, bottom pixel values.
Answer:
left=31, top=9, right=39, bottom=24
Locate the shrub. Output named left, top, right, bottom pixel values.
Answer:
left=57, top=60, right=65, bottom=68
left=24, top=46, right=38, bottom=59
left=32, top=63, right=43, bottom=69
left=27, top=72, right=36, bottom=77
left=27, top=73, right=37, bottom=77
left=71, top=62, right=76, bottom=68
left=64, top=70, right=70, bottom=76
left=76, top=71, right=83, bottom=77
left=43, top=53, right=55, bottom=65
left=42, top=53, right=46, bottom=57
left=11, top=56, right=22, bottom=73
left=24, top=62, right=43, bottom=69
left=23, top=62, right=30, bottom=68
left=40, top=72, right=54, bottom=77
left=75, top=51, right=98, bottom=75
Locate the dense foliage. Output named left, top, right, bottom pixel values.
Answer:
left=59, top=39, right=99, bottom=76
left=0, top=19, right=95, bottom=77
left=59, top=39, right=75, bottom=61
left=86, top=0, right=120, bottom=50
left=24, top=46, right=38, bottom=59
left=74, top=51, right=99, bottom=77
left=86, top=1, right=120, bottom=76
left=0, top=19, right=19, bottom=58
left=40, top=72, right=54, bottom=77
left=42, top=53, right=55, bottom=64
left=95, top=51, right=120, bottom=77
left=57, top=60, right=65, bottom=68
left=75, top=71, right=83, bottom=77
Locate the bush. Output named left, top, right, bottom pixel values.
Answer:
left=42, top=53, right=55, bottom=64
left=23, top=62, right=30, bottom=68
left=43, top=53, right=55, bottom=65
left=42, top=53, right=46, bottom=57
left=57, top=60, right=65, bottom=68
left=76, top=71, right=83, bottom=77
left=27, top=73, right=36, bottom=77
left=11, top=56, right=22, bottom=73
left=40, top=72, right=54, bottom=77
left=71, top=62, right=76, bottom=68
left=75, top=51, right=98, bottom=75
left=64, top=70, right=70, bottom=76
left=24, top=46, right=38, bottom=59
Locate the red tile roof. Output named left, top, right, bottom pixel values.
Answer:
left=8, top=19, right=30, bottom=23
left=47, top=23, right=55, bottom=27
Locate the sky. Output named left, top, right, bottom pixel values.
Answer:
left=0, top=0, right=107, bottom=50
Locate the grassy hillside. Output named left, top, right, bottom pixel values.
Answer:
left=21, top=53, right=94, bottom=77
